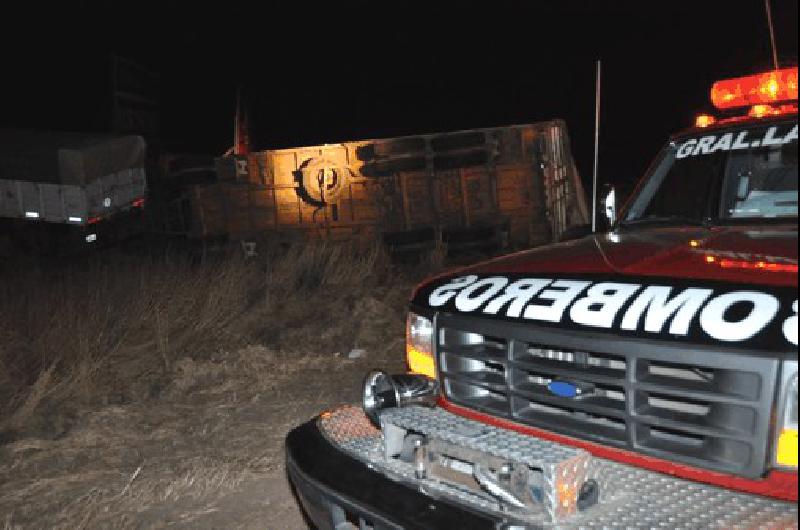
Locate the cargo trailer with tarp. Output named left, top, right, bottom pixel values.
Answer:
left=0, top=130, right=147, bottom=254
left=187, top=120, right=589, bottom=251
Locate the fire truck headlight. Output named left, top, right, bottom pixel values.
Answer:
left=775, top=365, right=798, bottom=469
left=406, top=312, right=435, bottom=379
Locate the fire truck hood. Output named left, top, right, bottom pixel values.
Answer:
left=455, top=225, right=798, bottom=288
left=413, top=224, right=798, bottom=352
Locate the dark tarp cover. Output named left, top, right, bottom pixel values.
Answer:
left=0, top=130, right=145, bottom=185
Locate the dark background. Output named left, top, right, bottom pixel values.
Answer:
left=1, top=0, right=797, bottom=195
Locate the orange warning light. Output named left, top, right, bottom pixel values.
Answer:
left=711, top=67, right=798, bottom=110
left=694, top=114, right=716, bottom=128
left=407, top=346, right=436, bottom=379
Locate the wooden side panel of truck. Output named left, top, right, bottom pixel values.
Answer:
left=187, top=121, right=588, bottom=249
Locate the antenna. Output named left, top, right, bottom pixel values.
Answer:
left=765, top=0, right=779, bottom=69
left=592, top=60, right=601, bottom=232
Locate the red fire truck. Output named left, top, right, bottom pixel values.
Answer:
left=286, top=67, right=799, bottom=529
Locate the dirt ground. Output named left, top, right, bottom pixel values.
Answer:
left=1, top=345, right=405, bottom=529
left=0, top=243, right=429, bottom=529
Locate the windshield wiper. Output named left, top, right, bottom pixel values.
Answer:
left=619, top=215, right=710, bottom=228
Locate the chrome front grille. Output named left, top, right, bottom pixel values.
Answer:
left=436, top=314, right=779, bottom=478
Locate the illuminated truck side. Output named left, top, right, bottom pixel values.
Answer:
left=286, top=67, right=799, bottom=529
left=186, top=121, right=588, bottom=252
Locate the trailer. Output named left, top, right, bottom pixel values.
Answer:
left=0, top=130, right=147, bottom=254
left=186, top=121, right=589, bottom=251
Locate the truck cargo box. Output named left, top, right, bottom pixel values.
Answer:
left=188, top=121, right=588, bottom=250
left=0, top=130, right=146, bottom=226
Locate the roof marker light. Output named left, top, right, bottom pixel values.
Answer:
left=747, top=103, right=790, bottom=118
left=711, top=67, right=798, bottom=110
left=694, top=114, right=716, bottom=128
left=750, top=104, right=771, bottom=118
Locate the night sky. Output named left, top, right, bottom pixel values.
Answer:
left=2, top=0, right=797, bottom=195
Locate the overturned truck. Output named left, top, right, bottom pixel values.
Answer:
left=190, top=121, right=589, bottom=251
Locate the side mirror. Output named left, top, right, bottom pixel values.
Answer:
left=603, top=186, right=617, bottom=226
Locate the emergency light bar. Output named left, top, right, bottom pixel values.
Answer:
left=711, top=67, right=798, bottom=110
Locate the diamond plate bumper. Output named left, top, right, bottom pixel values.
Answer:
left=286, top=413, right=499, bottom=530
left=378, top=406, right=597, bottom=521
left=304, top=404, right=798, bottom=529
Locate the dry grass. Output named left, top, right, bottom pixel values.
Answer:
left=0, top=251, right=258, bottom=438
left=0, top=239, right=436, bottom=528
left=0, top=240, right=411, bottom=439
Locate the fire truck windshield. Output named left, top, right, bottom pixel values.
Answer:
left=622, top=121, right=798, bottom=226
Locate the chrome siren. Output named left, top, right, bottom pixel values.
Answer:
left=362, top=370, right=439, bottom=426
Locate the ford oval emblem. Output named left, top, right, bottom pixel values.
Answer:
left=548, top=380, right=580, bottom=398
left=547, top=379, right=595, bottom=399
